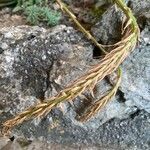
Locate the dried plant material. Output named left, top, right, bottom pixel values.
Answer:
left=77, top=68, right=122, bottom=121
left=2, top=0, right=140, bottom=134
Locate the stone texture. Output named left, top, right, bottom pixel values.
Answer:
left=91, top=5, right=123, bottom=45
left=91, top=0, right=150, bottom=44
left=0, top=25, right=93, bottom=116
left=0, top=24, right=149, bottom=150
left=121, top=27, right=150, bottom=113
left=0, top=110, right=150, bottom=150
left=127, top=0, right=150, bottom=16
left=0, top=1, right=150, bottom=149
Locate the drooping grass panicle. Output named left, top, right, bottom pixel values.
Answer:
left=2, top=0, right=140, bottom=134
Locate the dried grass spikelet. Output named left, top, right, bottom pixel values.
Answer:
left=2, top=0, right=140, bottom=134
left=77, top=68, right=122, bottom=121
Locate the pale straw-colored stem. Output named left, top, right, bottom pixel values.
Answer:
left=56, top=0, right=107, bottom=54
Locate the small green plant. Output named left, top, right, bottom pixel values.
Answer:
left=14, top=0, right=61, bottom=26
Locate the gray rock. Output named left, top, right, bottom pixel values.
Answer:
left=121, top=26, right=150, bottom=113
left=127, top=0, right=150, bottom=16
left=0, top=110, right=150, bottom=150
left=0, top=1, right=150, bottom=149
left=91, top=5, right=123, bottom=45
left=0, top=24, right=149, bottom=149
left=91, top=0, right=150, bottom=44
left=0, top=25, right=93, bottom=116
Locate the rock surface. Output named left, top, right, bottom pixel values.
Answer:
left=0, top=1, right=150, bottom=150
left=0, top=25, right=93, bottom=115
left=91, top=0, right=150, bottom=44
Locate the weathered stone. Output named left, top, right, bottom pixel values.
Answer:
left=127, top=0, right=150, bottom=16
left=91, top=0, right=150, bottom=44
left=0, top=24, right=149, bottom=149
left=91, top=6, right=122, bottom=45
left=0, top=110, right=149, bottom=150
left=121, top=26, right=150, bottom=113
left=0, top=1, right=150, bottom=149
left=0, top=25, right=93, bottom=116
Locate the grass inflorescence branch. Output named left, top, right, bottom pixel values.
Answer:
left=2, top=0, right=140, bottom=134
left=56, top=0, right=107, bottom=54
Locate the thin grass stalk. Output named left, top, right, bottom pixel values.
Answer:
left=56, top=0, right=107, bottom=54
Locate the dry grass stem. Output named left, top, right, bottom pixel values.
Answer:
left=56, top=0, right=107, bottom=54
